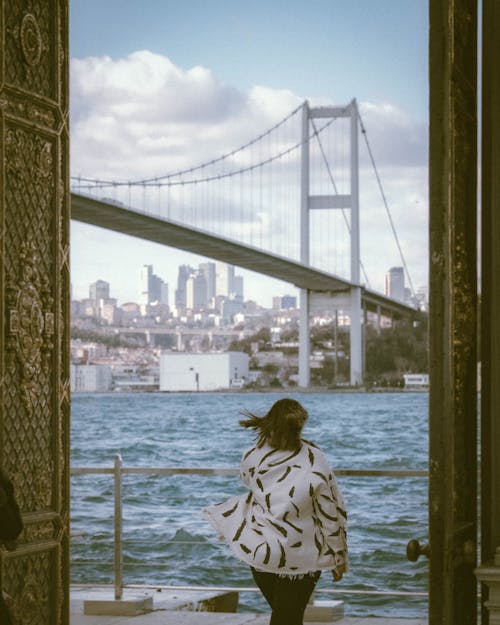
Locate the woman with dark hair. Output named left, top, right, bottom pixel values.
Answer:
left=203, top=398, right=347, bottom=625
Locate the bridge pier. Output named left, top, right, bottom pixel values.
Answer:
left=299, top=289, right=364, bottom=389
left=350, top=286, right=363, bottom=386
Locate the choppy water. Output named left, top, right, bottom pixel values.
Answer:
left=70, top=391, right=428, bottom=618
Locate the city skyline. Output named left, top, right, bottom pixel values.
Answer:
left=74, top=261, right=249, bottom=310
left=70, top=2, right=429, bottom=307
left=73, top=261, right=425, bottom=312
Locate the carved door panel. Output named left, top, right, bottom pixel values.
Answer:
left=0, top=1, right=70, bottom=624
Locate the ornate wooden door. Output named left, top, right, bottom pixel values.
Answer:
left=0, top=1, right=70, bottom=623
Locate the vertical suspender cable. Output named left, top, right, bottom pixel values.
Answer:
left=357, top=110, right=416, bottom=299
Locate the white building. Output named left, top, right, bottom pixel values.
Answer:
left=70, top=364, right=112, bottom=392
left=160, top=352, right=249, bottom=391
left=403, top=373, right=429, bottom=389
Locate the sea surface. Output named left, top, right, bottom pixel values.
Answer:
left=70, top=391, right=428, bottom=618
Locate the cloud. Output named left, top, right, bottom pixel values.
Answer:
left=70, top=50, right=428, bottom=305
left=358, top=101, right=428, bottom=168
left=71, top=50, right=302, bottom=180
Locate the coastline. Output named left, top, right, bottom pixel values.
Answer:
left=71, top=386, right=429, bottom=394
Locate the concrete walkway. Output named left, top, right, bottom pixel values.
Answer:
left=70, top=587, right=426, bottom=625
left=71, top=613, right=426, bottom=625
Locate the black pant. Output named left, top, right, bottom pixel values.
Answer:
left=251, top=567, right=321, bottom=625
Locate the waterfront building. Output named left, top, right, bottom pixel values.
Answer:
left=70, top=340, right=108, bottom=363
left=385, top=266, right=405, bottom=302
left=111, top=364, right=159, bottom=391
left=403, top=373, right=429, bottom=389
left=70, top=364, right=112, bottom=392
left=159, top=351, right=249, bottom=391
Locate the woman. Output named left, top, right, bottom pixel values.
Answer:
left=203, top=398, right=347, bottom=625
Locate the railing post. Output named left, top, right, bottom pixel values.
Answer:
left=114, top=454, right=123, bottom=600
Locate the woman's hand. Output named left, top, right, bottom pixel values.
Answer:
left=331, top=567, right=343, bottom=582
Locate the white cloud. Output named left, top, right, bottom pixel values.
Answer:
left=70, top=50, right=428, bottom=306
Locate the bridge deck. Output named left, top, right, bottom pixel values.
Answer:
left=71, top=193, right=416, bottom=318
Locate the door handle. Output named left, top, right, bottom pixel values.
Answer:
left=406, top=539, right=430, bottom=562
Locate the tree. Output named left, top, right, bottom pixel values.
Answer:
left=365, top=312, right=429, bottom=383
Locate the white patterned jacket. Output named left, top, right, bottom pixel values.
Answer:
left=203, top=439, right=348, bottom=576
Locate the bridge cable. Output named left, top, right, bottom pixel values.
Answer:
left=356, top=110, right=417, bottom=300
left=71, top=103, right=304, bottom=187
left=310, top=119, right=371, bottom=288
left=71, top=107, right=346, bottom=191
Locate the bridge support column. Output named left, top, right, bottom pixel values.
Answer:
left=298, top=288, right=310, bottom=388
left=349, top=286, right=363, bottom=386
left=376, top=305, right=382, bottom=336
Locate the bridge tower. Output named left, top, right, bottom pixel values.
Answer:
left=298, top=99, right=362, bottom=387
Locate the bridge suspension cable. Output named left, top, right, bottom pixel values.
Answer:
left=357, top=110, right=417, bottom=300
left=71, top=100, right=416, bottom=300
left=71, top=104, right=349, bottom=191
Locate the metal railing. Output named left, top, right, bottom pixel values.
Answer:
left=70, top=455, right=428, bottom=602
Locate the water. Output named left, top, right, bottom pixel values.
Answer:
left=70, top=391, right=429, bottom=618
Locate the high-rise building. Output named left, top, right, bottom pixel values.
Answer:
left=186, top=271, right=207, bottom=311
left=273, top=294, right=297, bottom=310
left=216, top=262, right=235, bottom=298
left=175, top=265, right=195, bottom=309
left=199, top=262, right=216, bottom=304
left=233, top=275, right=244, bottom=302
left=385, top=266, right=405, bottom=302
left=215, top=262, right=244, bottom=300
left=140, top=265, right=168, bottom=306
left=89, top=280, right=110, bottom=302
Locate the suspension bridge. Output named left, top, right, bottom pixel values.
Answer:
left=71, top=99, right=419, bottom=387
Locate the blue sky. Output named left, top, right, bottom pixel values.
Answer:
left=70, top=1, right=429, bottom=307
left=70, top=0, right=428, bottom=118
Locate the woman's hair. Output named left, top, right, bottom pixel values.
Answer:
left=239, top=398, right=308, bottom=451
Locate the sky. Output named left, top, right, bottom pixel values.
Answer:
left=69, top=0, right=429, bottom=308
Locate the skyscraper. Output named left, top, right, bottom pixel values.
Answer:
left=232, top=275, right=244, bottom=302
left=385, top=266, right=405, bottom=302
left=89, top=280, right=110, bottom=302
left=175, top=265, right=195, bottom=309
left=216, top=262, right=235, bottom=298
left=186, top=271, right=207, bottom=311
left=140, top=265, right=168, bottom=306
left=199, top=262, right=216, bottom=305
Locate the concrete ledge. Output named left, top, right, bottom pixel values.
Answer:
left=83, top=590, right=153, bottom=616
left=152, top=589, right=239, bottom=613
left=304, top=599, right=345, bottom=622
